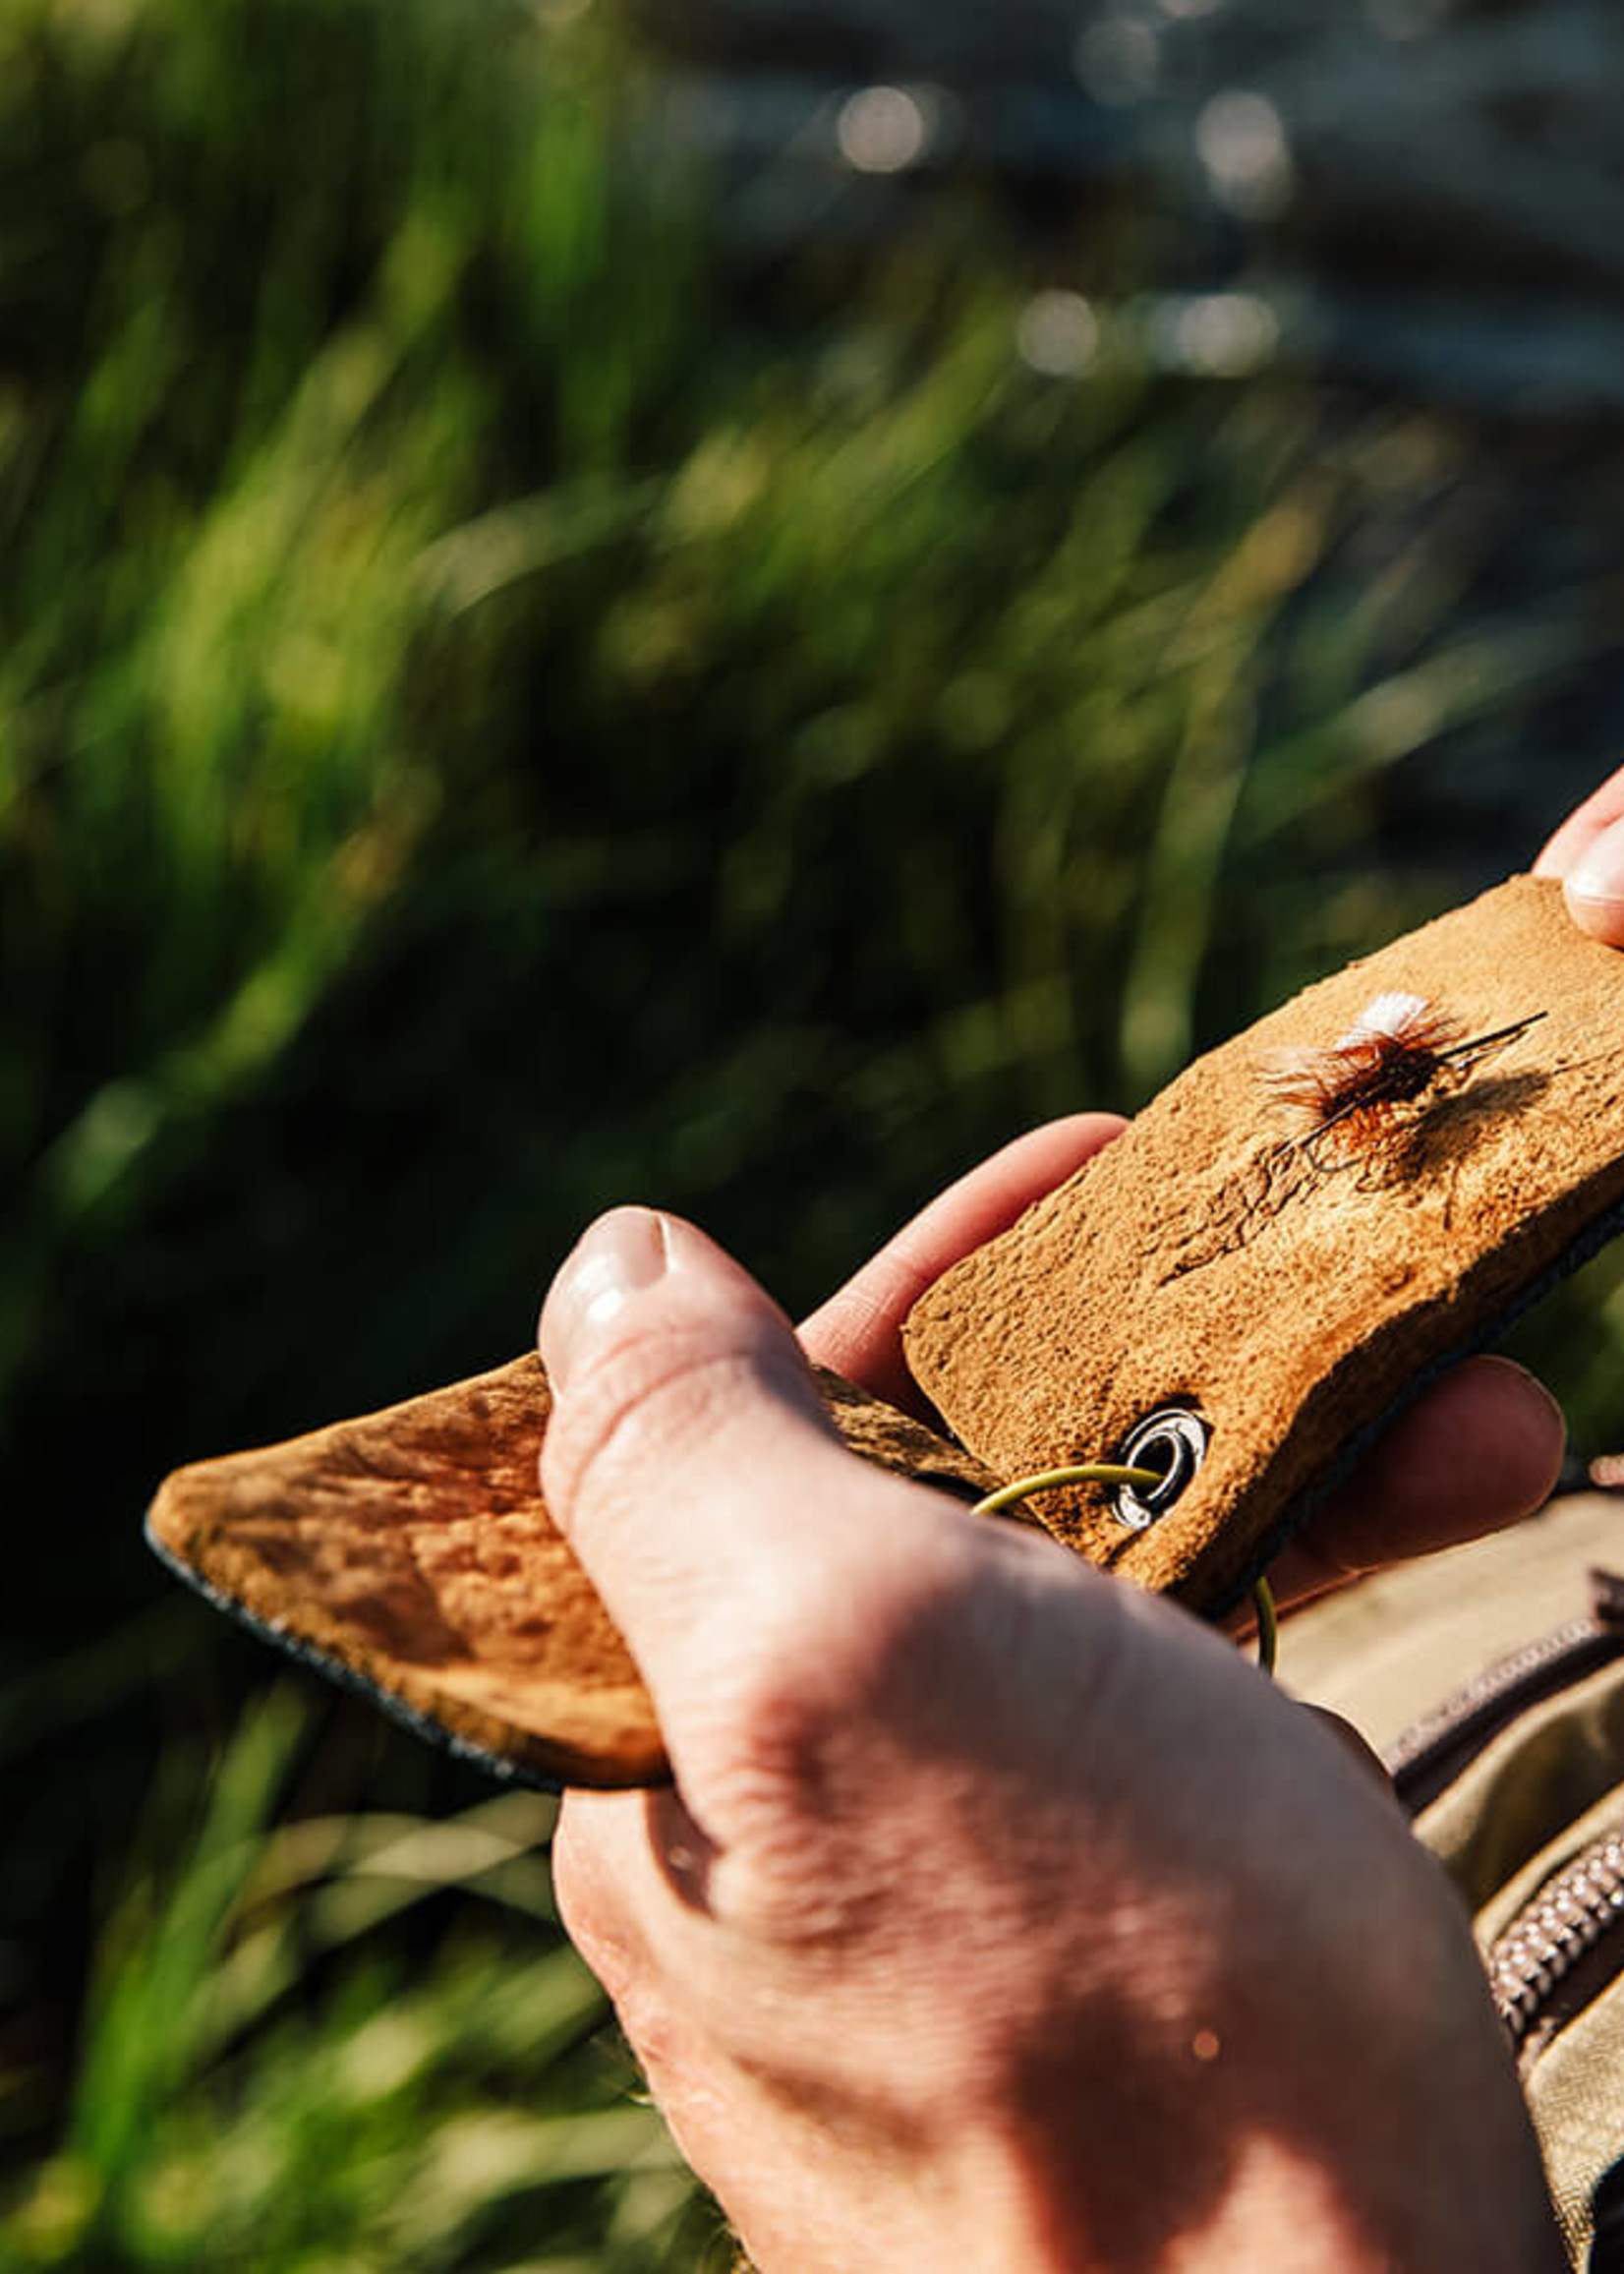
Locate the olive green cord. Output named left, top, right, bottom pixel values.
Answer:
left=971, top=1466, right=1281, bottom=1679
left=1251, top=1576, right=1278, bottom=1678
left=971, top=1463, right=1163, bottom=1520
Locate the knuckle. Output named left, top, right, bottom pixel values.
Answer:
left=690, top=1519, right=1001, bottom=1918
left=761, top=1516, right=991, bottom=1727
left=724, top=1533, right=934, bottom=1757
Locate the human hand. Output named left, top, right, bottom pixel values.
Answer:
left=539, top=774, right=1624, bottom=2267
left=540, top=1200, right=1563, bottom=2272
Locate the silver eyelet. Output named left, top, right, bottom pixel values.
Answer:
left=1113, top=1408, right=1209, bottom=1532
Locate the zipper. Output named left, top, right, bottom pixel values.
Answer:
left=1382, top=1567, right=1624, bottom=2062
left=1486, top=1824, right=1624, bottom=2055
left=1384, top=1568, right=1624, bottom=1816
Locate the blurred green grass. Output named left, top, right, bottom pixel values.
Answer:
left=2, top=0, right=1622, bottom=2263
left=7, top=1688, right=722, bottom=2269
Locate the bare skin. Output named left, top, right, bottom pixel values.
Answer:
left=537, top=782, right=1624, bottom=2271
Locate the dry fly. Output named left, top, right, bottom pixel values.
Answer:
left=1259, top=991, right=1545, bottom=1169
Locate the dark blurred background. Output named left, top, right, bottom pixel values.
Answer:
left=2, top=0, right=1622, bottom=2262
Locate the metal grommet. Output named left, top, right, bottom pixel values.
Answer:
left=1113, top=1408, right=1209, bottom=1533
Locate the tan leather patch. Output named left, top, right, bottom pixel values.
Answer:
left=146, top=1357, right=999, bottom=1787
left=902, top=875, right=1624, bottom=1612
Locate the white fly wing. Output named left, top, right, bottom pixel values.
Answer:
left=1335, top=990, right=1430, bottom=1051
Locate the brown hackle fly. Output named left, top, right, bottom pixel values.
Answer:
left=1260, top=991, right=1545, bottom=1169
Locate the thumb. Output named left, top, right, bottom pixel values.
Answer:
left=539, top=1208, right=896, bottom=1765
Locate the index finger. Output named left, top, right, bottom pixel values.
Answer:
left=798, top=1113, right=1126, bottom=1417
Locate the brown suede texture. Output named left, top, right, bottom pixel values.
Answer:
left=146, top=1356, right=1001, bottom=1787
left=903, top=875, right=1624, bottom=1612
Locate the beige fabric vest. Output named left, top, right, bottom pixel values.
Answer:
left=1289, top=1491, right=1624, bottom=2270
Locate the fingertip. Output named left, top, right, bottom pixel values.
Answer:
left=1562, top=880, right=1624, bottom=946
left=540, top=1206, right=670, bottom=1391
left=1467, top=1356, right=1567, bottom=1506
left=540, top=1209, right=797, bottom=1394
left=1558, top=819, right=1624, bottom=947
left=1308, top=1355, right=1565, bottom=1577
left=1409, top=1356, right=1566, bottom=1530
